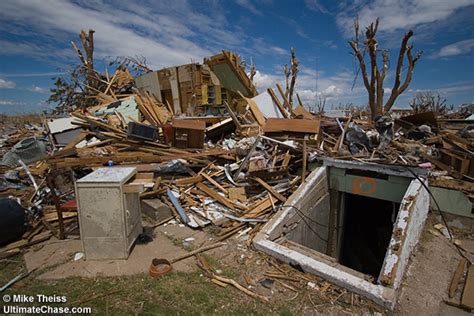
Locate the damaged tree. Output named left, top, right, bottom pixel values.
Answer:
left=349, top=18, right=422, bottom=120
left=283, top=64, right=290, bottom=95
left=249, top=57, right=257, bottom=81
left=50, top=29, right=100, bottom=112
left=49, top=29, right=147, bottom=113
left=410, top=91, right=453, bottom=114
left=287, top=48, right=299, bottom=106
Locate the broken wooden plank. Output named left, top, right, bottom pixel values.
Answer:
left=282, top=150, right=291, bottom=167
left=333, top=115, right=352, bottom=153
left=276, top=83, right=292, bottom=112
left=196, top=182, right=234, bottom=209
left=1, top=232, right=52, bottom=252
left=202, top=173, right=228, bottom=194
left=224, top=101, right=243, bottom=130
left=170, top=242, right=226, bottom=264
left=233, top=136, right=260, bottom=181
left=239, top=91, right=266, bottom=127
left=175, top=175, right=204, bottom=186
left=213, top=275, right=269, bottom=303
left=461, top=263, right=474, bottom=310
left=293, top=105, right=313, bottom=119
left=43, top=211, right=77, bottom=222
left=263, top=118, right=319, bottom=134
left=449, top=258, right=467, bottom=298
left=244, top=196, right=273, bottom=218
left=430, top=178, right=474, bottom=192
left=228, top=187, right=247, bottom=202
left=267, top=87, right=289, bottom=118
left=253, top=177, right=286, bottom=203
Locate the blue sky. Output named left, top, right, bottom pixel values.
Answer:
left=0, top=0, right=473, bottom=114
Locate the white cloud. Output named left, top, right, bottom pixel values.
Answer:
left=0, top=78, right=16, bottom=89
left=0, top=100, right=24, bottom=105
left=253, top=70, right=282, bottom=91
left=322, top=85, right=343, bottom=97
left=337, top=0, right=474, bottom=37
left=244, top=38, right=288, bottom=58
left=0, top=0, right=220, bottom=68
left=235, top=0, right=263, bottom=16
left=410, top=82, right=474, bottom=95
left=28, top=86, right=48, bottom=93
left=323, top=40, right=338, bottom=49
left=270, top=46, right=287, bottom=55
left=0, top=72, right=64, bottom=77
left=304, top=0, right=329, bottom=14
left=0, top=39, right=73, bottom=62
left=254, top=66, right=367, bottom=108
left=0, top=0, right=289, bottom=69
left=431, top=39, right=474, bottom=58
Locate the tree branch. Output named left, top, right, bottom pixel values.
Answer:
left=376, top=49, right=389, bottom=111
left=384, top=30, right=414, bottom=111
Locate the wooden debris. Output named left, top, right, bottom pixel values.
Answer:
left=212, top=275, right=269, bottom=303
left=461, top=264, right=474, bottom=310
left=449, top=258, right=468, bottom=298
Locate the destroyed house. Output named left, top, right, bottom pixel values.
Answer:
left=135, top=51, right=257, bottom=115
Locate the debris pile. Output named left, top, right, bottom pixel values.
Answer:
left=1, top=61, right=472, bottom=254
left=0, top=29, right=473, bottom=311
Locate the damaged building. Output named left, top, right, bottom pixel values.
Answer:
left=1, top=28, right=473, bottom=315
left=135, top=51, right=257, bottom=115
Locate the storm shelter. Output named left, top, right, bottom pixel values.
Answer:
left=253, top=159, right=430, bottom=309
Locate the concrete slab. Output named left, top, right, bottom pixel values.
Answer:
left=24, top=238, right=82, bottom=272
left=28, top=224, right=211, bottom=280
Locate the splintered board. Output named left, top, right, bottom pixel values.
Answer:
left=263, top=118, right=320, bottom=134
left=461, top=264, right=474, bottom=310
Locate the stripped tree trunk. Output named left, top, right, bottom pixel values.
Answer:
left=349, top=18, right=422, bottom=120
left=288, top=48, right=298, bottom=107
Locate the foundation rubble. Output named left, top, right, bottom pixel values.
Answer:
left=0, top=29, right=473, bottom=311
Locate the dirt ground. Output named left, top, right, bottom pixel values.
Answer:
left=1, top=212, right=473, bottom=315
left=395, top=214, right=474, bottom=315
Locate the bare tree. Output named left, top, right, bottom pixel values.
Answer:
left=410, top=91, right=453, bottom=114
left=349, top=17, right=422, bottom=120
left=287, top=48, right=299, bottom=106
left=316, top=95, right=326, bottom=114
left=249, top=57, right=256, bottom=81
left=108, top=55, right=151, bottom=76
left=49, top=29, right=142, bottom=112
left=283, top=64, right=290, bottom=95
left=71, top=29, right=96, bottom=88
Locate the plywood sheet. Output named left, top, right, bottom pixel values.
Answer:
left=263, top=118, right=320, bottom=134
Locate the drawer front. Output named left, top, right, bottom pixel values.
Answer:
left=124, top=192, right=141, bottom=235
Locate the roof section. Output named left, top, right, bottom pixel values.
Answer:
left=204, top=51, right=257, bottom=97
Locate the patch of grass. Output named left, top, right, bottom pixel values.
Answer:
left=278, top=305, right=295, bottom=316
left=1, top=258, right=276, bottom=315
left=0, top=252, right=385, bottom=315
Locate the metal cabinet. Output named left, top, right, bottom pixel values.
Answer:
left=75, top=167, right=142, bottom=260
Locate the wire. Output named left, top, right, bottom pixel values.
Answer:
left=279, top=205, right=328, bottom=227
left=403, top=166, right=471, bottom=263
left=278, top=205, right=328, bottom=242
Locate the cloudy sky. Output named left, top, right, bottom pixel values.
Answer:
left=0, top=0, right=473, bottom=114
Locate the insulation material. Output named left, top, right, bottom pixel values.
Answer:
left=251, top=91, right=284, bottom=119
